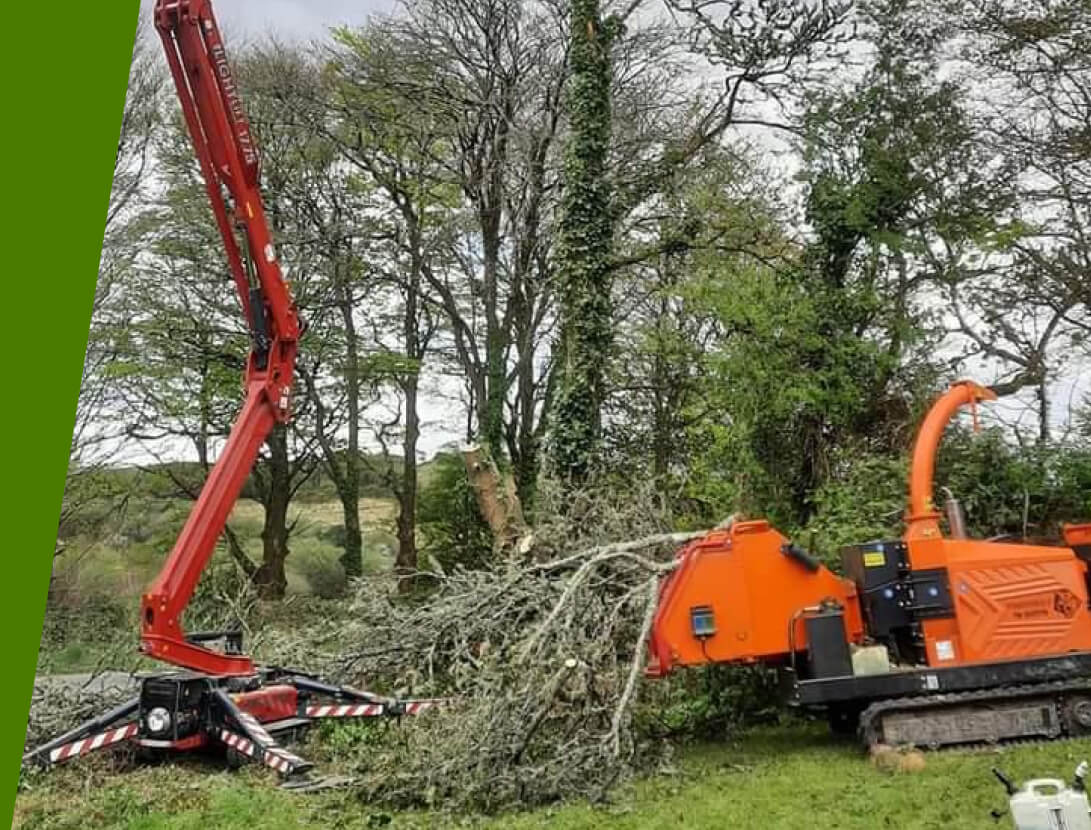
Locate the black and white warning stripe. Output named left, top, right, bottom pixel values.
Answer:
left=403, top=699, right=443, bottom=715
left=48, top=723, right=138, bottom=764
left=302, top=699, right=444, bottom=720
left=262, top=745, right=308, bottom=774
left=220, top=728, right=258, bottom=759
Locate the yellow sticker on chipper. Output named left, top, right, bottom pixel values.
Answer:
left=862, top=551, right=886, bottom=568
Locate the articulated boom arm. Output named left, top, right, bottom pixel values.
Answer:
left=142, top=0, right=300, bottom=675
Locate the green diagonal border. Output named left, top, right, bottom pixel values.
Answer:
left=0, top=2, right=139, bottom=824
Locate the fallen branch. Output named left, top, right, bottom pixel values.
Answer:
left=607, top=576, right=658, bottom=758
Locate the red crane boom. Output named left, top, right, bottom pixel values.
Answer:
left=141, top=0, right=301, bottom=675
left=23, top=2, right=443, bottom=781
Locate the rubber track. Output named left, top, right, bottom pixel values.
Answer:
left=859, top=677, right=1091, bottom=750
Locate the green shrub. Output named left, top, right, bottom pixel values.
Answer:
left=185, top=557, right=256, bottom=633
left=805, top=449, right=906, bottom=565
left=643, top=664, right=784, bottom=739
left=935, top=427, right=1091, bottom=538
left=294, top=550, right=347, bottom=598
left=317, top=523, right=348, bottom=550
left=417, top=452, right=492, bottom=572
left=39, top=595, right=130, bottom=653
left=803, top=427, right=1091, bottom=568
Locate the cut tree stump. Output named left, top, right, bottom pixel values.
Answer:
left=462, top=444, right=532, bottom=556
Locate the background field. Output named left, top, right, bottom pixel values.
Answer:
left=42, top=487, right=404, bottom=676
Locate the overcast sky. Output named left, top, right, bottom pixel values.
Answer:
left=139, top=0, right=397, bottom=43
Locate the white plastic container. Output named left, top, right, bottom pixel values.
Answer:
left=850, top=644, right=891, bottom=676
left=1009, top=779, right=1091, bottom=830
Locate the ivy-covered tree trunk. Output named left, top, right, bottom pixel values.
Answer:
left=549, top=0, right=616, bottom=484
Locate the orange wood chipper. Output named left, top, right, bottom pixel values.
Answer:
left=647, top=380, right=1091, bottom=749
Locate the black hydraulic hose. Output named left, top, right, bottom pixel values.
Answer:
left=993, top=768, right=1017, bottom=796
left=781, top=542, right=821, bottom=573
left=248, top=286, right=271, bottom=370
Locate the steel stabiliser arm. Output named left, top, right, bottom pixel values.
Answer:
left=143, top=0, right=300, bottom=675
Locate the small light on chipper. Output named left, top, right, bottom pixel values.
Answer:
left=690, top=605, right=716, bottom=638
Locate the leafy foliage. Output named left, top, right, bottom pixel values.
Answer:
left=935, top=427, right=1091, bottom=539
left=417, top=452, right=493, bottom=573
left=804, top=426, right=1091, bottom=567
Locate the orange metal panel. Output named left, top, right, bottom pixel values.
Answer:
left=647, top=521, right=862, bottom=675
left=910, top=538, right=1091, bottom=667
left=233, top=684, right=300, bottom=724
left=1065, top=523, right=1091, bottom=548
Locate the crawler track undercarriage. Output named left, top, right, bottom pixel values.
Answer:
left=857, top=679, right=1091, bottom=750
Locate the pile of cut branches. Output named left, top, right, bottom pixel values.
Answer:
left=24, top=673, right=138, bottom=770
left=263, top=482, right=728, bottom=810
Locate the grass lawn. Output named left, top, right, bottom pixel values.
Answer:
left=15, top=722, right=1091, bottom=829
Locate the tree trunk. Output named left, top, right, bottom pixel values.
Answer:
left=476, top=95, right=512, bottom=462
left=340, top=481, right=362, bottom=580
left=254, top=423, right=291, bottom=599
left=481, top=215, right=507, bottom=460
left=338, top=277, right=364, bottom=579
left=463, top=444, right=529, bottom=555
left=396, top=374, right=419, bottom=590
left=651, top=294, right=671, bottom=484
left=1037, top=375, right=1050, bottom=444
left=395, top=239, right=424, bottom=591
left=514, top=352, right=539, bottom=509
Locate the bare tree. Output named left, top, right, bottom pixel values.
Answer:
left=933, top=0, right=1091, bottom=438
left=56, top=20, right=165, bottom=592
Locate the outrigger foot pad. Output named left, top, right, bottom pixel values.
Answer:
left=279, top=774, right=356, bottom=793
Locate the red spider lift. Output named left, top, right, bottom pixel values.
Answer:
left=24, top=0, right=438, bottom=786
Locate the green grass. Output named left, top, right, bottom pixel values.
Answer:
left=15, top=723, right=1091, bottom=829
left=45, top=643, right=92, bottom=674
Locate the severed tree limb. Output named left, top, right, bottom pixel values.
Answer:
left=533, top=525, right=731, bottom=574
left=607, top=576, right=659, bottom=758
left=511, top=658, right=580, bottom=765
left=519, top=549, right=677, bottom=663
